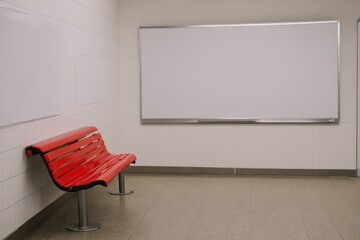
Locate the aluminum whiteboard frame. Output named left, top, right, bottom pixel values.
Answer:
left=139, top=20, right=340, bottom=124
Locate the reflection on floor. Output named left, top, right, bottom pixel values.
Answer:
left=26, top=173, right=360, bottom=240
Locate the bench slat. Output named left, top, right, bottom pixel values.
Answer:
left=52, top=144, right=107, bottom=179
left=60, top=154, right=121, bottom=187
left=62, top=153, right=136, bottom=188
left=44, top=133, right=102, bottom=163
left=30, top=126, right=98, bottom=153
left=48, top=138, right=105, bottom=171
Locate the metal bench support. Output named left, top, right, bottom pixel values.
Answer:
left=110, top=171, right=134, bottom=195
left=66, top=190, right=100, bottom=232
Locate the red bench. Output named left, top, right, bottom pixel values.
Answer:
left=25, top=126, right=136, bottom=232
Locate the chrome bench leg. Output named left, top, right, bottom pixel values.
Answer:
left=66, top=190, right=100, bottom=232
left=110, top=171, right=134, bottom=195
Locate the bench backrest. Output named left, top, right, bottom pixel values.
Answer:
left=25, top=126, right=109, bottom=188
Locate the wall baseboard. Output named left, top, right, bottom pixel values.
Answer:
left=126, top=166, right=357, bottom=177
left=4, top=192, right=75, bottom=240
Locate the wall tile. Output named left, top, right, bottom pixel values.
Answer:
left=73, top=0, right=118, bottom=21
left=0, top=211, right=3, bottom=239
left=142, top=1, right=206, bottom=26
left=119, top=92, right=140, bottom=124
left=1, top=148, right=25, bottom=181
left=75, top=55, right=114, bottom=105
left=2, top=204, right=16, bottom=238
left=0, top=154, right=3, bottom=182
left=100, top=124, right=121, bottom=153
left=206, top=0, right=223, bottom=24
left=301, top=0, right=359, bottom=65
left=223, top=1, right=264, bottom=24
left=0, top=129, right=3, bottom=153
left=1, top=125, right=25, bottom=152
left=119, top=124, right=189, bottom=166
left=258, top=0, right=302, bottom=22
left=24, top=122, right=45, bottom=146
left=119, top=0, right=144, bottom=61
left=3, top=176, right=21, bottom=209
left=76, top=29, right=119, bottom=60
left=339, top=65, right=357, bottom=123
left=288, top=126, right=313, bottom=169
left=20, top=167, right=42, bottom=199
left=41, top=165, right=52, bottom=187
left=188, top=126, right=214, bottom=167
left=43, top=117, right=77, bottom=140
left=119, top=60, right=140, bottom=92
left=237, top=125, right=289, bottom=168
left=213, top=126, right=238, bottom=168
left=313, top=123, right=356, bottom=169
left=16, top=190, right=42, bottom=228
left=0, top=182, right=3, bottom=211
left=3, top=0, right=118, bottom=37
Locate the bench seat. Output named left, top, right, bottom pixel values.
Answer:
left=25, top=126, right=136, bottom=231
left=25, top=126, right=136, bottom=192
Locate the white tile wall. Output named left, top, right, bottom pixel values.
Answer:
left=237, top=125, right=289, bottom=168
left=119, top=0, right=358, bottom=171
left=313, top=123, right=356, bottom=169
left=20, top=167, right=42, bottom=199
left=73, top=0, right=118, bottom=21
left=0, top=182, right=3, bottom=212
left=188, top=126, right=214, bottom=167
left=0, top=129, right=3, bottom=153
left=76, top=29, right=119, bottom=60
left=1, top=148, right=25, bottom=180
left=0, top=0, right=120, bottom=239
left=119, top=60, right=140, bottom=92
left=16, top=190, right=42, bottom=227
left=339, top=65, right=357, bottom=123
left=119, top=92, right=140, bottom=124
left=3, top=204, right=16, bottom=238
left=1, top=125, right=25, bottom=152
left=40, top=165, right=52, bottom=187
left=119, top=0, right=144, bottom=61
left=205, top=0, right=224, bottom=24
left=213, top=126, right=238, bottom=168
left=24, top=122, right=45, bottom=146
left=3, top=175, right=21, bottom=209
left=0, top=211, right=3, bottom=239
left=0, top=154, right=2, bottom=182
left=75, top=55, right=113, bottom=105
left=142, top=1, right=206, bottom=26
left=288, top=126, right=313, bottom=169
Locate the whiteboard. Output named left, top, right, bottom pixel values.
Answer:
left=0, top=7, right=60, bottom=127
left=140, top=21, right=339, bottom=123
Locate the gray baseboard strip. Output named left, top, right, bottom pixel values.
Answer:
left=4, top=192, right=75, bottom=240
left=126, top=166, right=357, bottom=177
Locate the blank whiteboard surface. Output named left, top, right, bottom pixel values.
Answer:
left=0, top=7, right=60, bottom=127
left=140, top=21, right=339, bottom=123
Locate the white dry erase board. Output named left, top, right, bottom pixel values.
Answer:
left=139, top=21, right=339, bottom=123
left=0, top=7, right=60, bottom=127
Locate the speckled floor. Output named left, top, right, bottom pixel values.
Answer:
left=25, top=173, right=360, bottom=240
